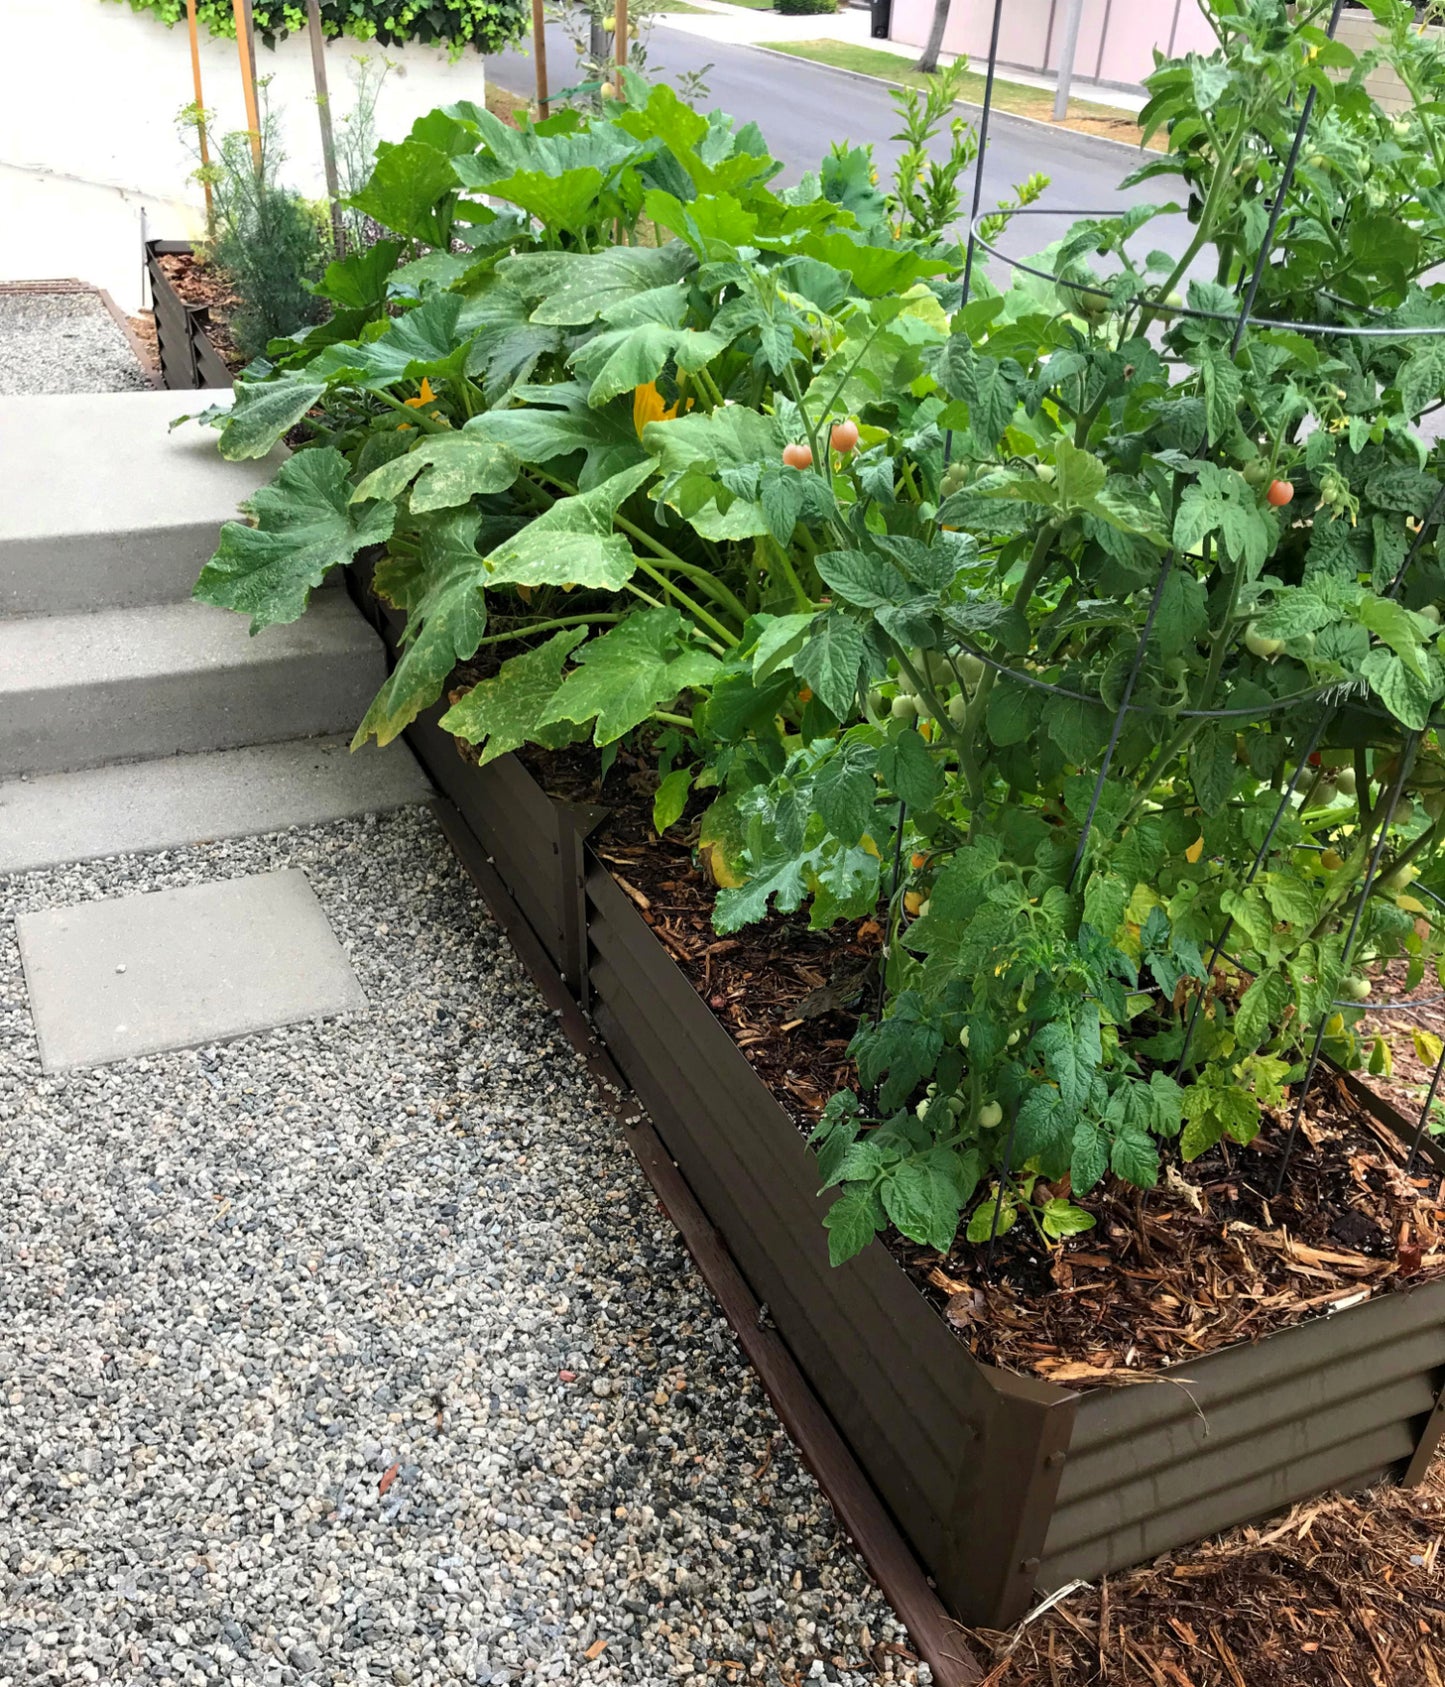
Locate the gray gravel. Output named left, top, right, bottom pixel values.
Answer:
left=0, top=291, right=149, bottom=395
left=0, top=806, right=927, bottom=1687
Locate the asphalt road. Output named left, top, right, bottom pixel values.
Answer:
left=486, top=20, right=1193, bottom=272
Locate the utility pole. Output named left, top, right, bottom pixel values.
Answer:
left=1053, top=0, right=1086, bottom=122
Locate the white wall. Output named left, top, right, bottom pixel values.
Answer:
left=0, top=0, right=488, bottom=307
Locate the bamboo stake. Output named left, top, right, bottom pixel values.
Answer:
left=184, top=0, right=215, bottom=227
left=614, top=0, right=627, bottom=73
left=531, top=0, right=549, bottom=119
left=304, top=0, right=346, bottom=257
left=232, top=0, right=263, bottom=172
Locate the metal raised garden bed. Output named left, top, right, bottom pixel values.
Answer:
left=145, top=239, right=232, bottom=391
left=347, top=565, right=1445, bottom=1630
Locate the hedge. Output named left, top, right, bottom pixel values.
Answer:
left=104, top=0, right=530, bottom=56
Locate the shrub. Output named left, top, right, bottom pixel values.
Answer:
left=191, top=97, right=327, bottom=361
left=104, top=0, right=529, bottom=57
left=774, top=0, right=840, bottom=13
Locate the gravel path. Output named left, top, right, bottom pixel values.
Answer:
left=0, top=291, right=148, bottom=395
left=0, top=806, right=925, bottom=1687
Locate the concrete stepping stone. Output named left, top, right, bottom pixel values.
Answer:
left=16, top=867, right=364, bottom=1071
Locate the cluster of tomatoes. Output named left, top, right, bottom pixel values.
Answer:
left=781, top=420, right=859, bottom=471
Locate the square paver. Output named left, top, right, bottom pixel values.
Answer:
left=16, top=868, right=365, bottom=1071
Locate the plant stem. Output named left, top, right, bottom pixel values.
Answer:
left=374, top=389, right=450, bottom=435
left=613, top=514, right=749, bottom=623
left=632, top=555, right=739, bottom=647
left=473, top=613, right=622, bottom=648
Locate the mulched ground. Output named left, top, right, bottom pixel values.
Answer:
left=491, top=737, right=1445, bottom=1384
left=961, top=1456, right=1445, bottom=1687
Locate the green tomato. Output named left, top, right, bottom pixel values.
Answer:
left=978, top=1100, right=1004, bottom=1129
left=958, top=1025, right=970, bottom=1049
left=1035, top=462, right=1056, bottom=484
left=1420, top=604, right=1442, bottom=626
left=891, top=694, right=920, bottom=721
left=1339, top=975, right=1372, bottom=1002
left=1241, top=459, right=1271, bottom=488
left=1244, top=623, right=1285, bottom=659
left=1334, top=765, right=1357, bottom=797
left=959, top=652, right=985, bottom=687
left=1383, top=863, right=1419, bottom=892
left=1425, top=789, right=1445, bottom=822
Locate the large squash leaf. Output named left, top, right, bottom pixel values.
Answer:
left=351, top=433, right=522, bottom=512
left=465, top=388, right=646, bottom=489
left=309, top=294, right=472, bottom=391
left=496, top=244, right=695, bottom=326
left=540, top=606, right=721, bottom=744
left=194, top=449, right=394, bottom=631
left=481, top=460, right=654, bottom=591
left=352, top=510, right=491, bottom=748
left=458, top=285, right=566, bottom=404
left=439, top=627, right=589, bottom=765
left=217, top=376, right=325, bottom=460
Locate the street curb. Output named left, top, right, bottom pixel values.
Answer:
left=744, top=40, right=1151, bottom=163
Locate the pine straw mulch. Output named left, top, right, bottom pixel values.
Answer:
left=483, top=739, right=1445, bottom=1383
left=960, top=1453, right=1445, bottom=1687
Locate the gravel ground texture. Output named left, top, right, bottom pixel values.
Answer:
left=0, top=806, right=927, bottom=1687
left=0, top=290, right=149, bottom=395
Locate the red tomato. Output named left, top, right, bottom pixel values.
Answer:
left=782, top=442, right=813, bottom=469
left=830, top=419, right=860, bottom=453
left=1266, top=478, right=1295, bottom=507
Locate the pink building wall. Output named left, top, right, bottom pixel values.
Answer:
left=887, top=0, right=1217, bottom=92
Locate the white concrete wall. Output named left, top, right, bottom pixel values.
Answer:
left=887, top=0, right=1213, bottom=93
left=0, top=0, right=488, bottom=306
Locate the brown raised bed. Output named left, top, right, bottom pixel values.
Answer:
left=346, top=573, right=1445, bottom=1634
left=145, top=239, right=233, bottom=391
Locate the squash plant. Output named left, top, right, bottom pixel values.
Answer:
left=192, top=76, right=1021, bottom=757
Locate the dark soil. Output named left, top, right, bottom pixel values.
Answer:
left=455, top=730, right=1445, bottom=1385
left=155, top=251, right=244, bottom=372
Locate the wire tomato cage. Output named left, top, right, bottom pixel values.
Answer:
left=919, top=0, right=1445, bottom=1266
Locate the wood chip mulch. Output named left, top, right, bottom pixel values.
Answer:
left=492, top=740, right=1445, bottom=1383
left=962, top=1453, right=1445, bottom=1687
left=154, top=250, right=244, bottom=371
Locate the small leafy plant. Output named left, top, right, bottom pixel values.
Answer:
left=182, top=91, right=328, bottom=359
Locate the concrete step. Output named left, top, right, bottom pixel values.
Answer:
left=0, top=735, right=433, bottom=874
left=0, top=389, right=286, bottom=615
left=0, top=594, right=386, bottom=778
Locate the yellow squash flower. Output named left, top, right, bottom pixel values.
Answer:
left=633, top=380, right=680, bottom=438
left=404, top=378, right=438, bottom=409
